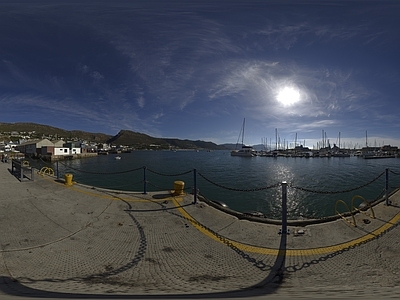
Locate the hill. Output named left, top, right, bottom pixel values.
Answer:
left=0, top=122, right=112, bottom=142
left=0, top=122, right=227, bottom=150
left=107, top=130, right=227, bottom=150
left=106, top=130, right=169, bottom=148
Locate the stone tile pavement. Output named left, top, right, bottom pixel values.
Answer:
left=0, top=159, right=399, bottom=299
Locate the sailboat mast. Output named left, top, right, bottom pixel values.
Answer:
left=242, top=118, right=245, bottom=145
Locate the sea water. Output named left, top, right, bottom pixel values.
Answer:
left=36, top=150, right=400, bottom=219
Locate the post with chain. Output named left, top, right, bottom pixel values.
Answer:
left=193, top=168, right=197, bottom=204
left=143, top=166, right=147, bottom=195
left=279, top=181, right=289, bottom=235
left=385, top=168, right=389, bottom=206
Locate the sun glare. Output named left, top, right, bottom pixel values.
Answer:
left=276, top=87, right=301, bottom=106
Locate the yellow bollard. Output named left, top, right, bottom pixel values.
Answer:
left=64, top=173, right=73, bottom=186
left=173, top=180, right=185, bottom=195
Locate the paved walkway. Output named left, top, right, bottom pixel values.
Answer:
left=0, top=159, right=399, bottom=299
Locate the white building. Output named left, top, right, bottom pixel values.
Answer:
left=17, top=139, right=83, bottom=157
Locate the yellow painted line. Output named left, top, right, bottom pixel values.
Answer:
left=171, top=197, right=400, bottom=257
left=171, top=197, right=279, bottom=255
left=48, top=176, right=400, bottom=257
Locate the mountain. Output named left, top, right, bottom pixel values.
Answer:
left=0, top=122, right=228, bottom=150
left=0, top=122, right=112, bottom=142
left=107, top=130, right=227, bottom=150
left=106, top=130, right=169, bottom=148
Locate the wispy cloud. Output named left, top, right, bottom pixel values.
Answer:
left=1, top=1, right=399, bottom=144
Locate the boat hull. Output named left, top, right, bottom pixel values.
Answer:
left=231, top=150, right=255, bottom=157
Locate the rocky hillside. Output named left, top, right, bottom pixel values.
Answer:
left=107, top=130, right=227, bottom=150
left=0, top=122, right=112, bottom=142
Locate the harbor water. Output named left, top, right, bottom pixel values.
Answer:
left=34, top=150, right=400, bottom=220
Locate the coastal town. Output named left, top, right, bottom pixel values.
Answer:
left=0, top=128, right=126, bottom=161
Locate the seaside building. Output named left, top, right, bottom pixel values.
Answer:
left=16, top=139, right=96, bottom=161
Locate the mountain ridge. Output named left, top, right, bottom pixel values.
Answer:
left=0, top=122, right=228, bottom=150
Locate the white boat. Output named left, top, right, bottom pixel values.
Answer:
left=231, top=118, right=256, bottom=157
left=231, top=145, right=256, bottom=157
left=115, top=156, right=122, bottom=160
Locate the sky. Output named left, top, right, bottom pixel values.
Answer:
left=1, top=0, right=400, bottom=148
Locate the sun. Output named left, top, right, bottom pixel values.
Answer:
left=276, top=87, right=301, bottom=106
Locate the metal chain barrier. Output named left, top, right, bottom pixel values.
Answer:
left=290, top=170, right=385, bottom=194
left=390, top=169, right=400, bottom=176
left=146, top=168, right=193, bottom=177
left=58, top=161, right=143, bottom=175
left=198, top=171, right=281, bottom=192
left=40, top=158, right=399, bottom=220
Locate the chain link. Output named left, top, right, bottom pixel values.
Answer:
left=146, top=168, right=193, bottom=177
left=58, top=161, right=144, bottom=175
left=290, top=171, right=385, bottom=194
left=390, top=169, right=400, bottom=176
left=198, top=172, right=281, bottom=192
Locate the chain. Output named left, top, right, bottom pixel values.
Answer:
left=198, top=172, right=281, bottom=192
left=390, top=169, right=400, bottom=176
left=290, top=171, right=385, bottom=194
left=146, top=168, right=193, bottom=177
left=58, top=161, right=143, bottom=175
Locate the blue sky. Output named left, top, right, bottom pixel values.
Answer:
left=1, top=0, right=400, bottom=148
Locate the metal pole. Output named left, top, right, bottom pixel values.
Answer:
left=143, top=166, right=147, bottom=194
left=193, top=168, right=197, bottom=204
left=280, top=181, right=289, bottom=235
left=385, top=168, right=389, bottom=206
left=56, top=161, right=59, bottom=180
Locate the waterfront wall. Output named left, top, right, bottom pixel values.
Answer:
left=42, top=152, right=98, bottom=161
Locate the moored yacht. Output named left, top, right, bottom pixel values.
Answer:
left=231, top=145, right=256, bottom=157
left=231, top=118, right=256, bottom=157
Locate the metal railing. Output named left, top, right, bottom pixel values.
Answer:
left=29, top=158, right=400, bottom=221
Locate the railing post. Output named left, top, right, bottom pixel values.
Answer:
left=20, top=162, right=23, bottom=181
left=193, top=168, right=197, bottom=204
left=385, top=168, right=389, bottom=206
left=280, top=181, right=289, bottom=235
left=56, top=161, right=59, bottom=180
left=143, top=166, right=147, bottom=194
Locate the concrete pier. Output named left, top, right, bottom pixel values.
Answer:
left=0, top=159, right=399, bottom=299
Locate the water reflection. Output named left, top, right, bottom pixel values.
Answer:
left=26, top=151, right=400, bottom=219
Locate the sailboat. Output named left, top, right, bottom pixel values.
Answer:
left=231, top=118, right=256, bottom=157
